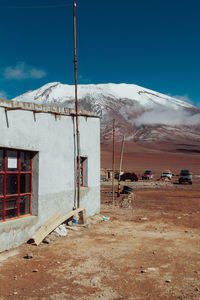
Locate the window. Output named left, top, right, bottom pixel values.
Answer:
left=0, top=148, right=33, bottom=221
left=77, top=156, right=88, bottom=187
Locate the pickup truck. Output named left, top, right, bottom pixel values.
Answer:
left=179, top=169, right=192, bottom=184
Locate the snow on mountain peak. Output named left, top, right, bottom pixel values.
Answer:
left=12, top=82, right=194, bottom=110
left=11, top=82, right=200, bottom=143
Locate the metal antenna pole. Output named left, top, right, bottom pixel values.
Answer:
left=73, top=1, right=80, bottom=208
left=112, top=119, right=115, bottom=203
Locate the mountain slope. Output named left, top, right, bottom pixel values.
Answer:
left=12, top=82, right=200, bottom=146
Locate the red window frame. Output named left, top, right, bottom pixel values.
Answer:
left=0, top=148, right=32, bottom=222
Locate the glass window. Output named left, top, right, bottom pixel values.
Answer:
left=7, top=151, right=18, bottom=171
left=0, top=149, right=4, bottom=171
left=20, top=174, right=31, bottom=193
left=0, top=198, right=3, bottom=220
left=0, top=148, right=33, bottom=221
left=5, top=197, right=18, bottom=219
left=20, top=195, right=30, bottom=215
left=77, top=157, right=88, bottom=187
left=0, top=175, right=4, bottom=196
left=6, top=174, right=18, bottom=195
left=20, top=152, right=31, bottom=171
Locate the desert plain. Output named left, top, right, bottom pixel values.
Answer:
left=0, top=144, right=199, bottom=300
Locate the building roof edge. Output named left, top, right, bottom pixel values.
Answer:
left=0, top=99, right=100, bottom=118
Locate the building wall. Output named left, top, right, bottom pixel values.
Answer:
left=0, top=106, right=100, bottom=252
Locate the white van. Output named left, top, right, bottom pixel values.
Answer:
left=161, top=170, right=173, bottom=180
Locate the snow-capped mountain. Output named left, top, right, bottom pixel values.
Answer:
left=12, top=82, right=200, bottom=145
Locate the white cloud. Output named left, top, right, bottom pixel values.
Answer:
left=135, top=107, right=200, bottom=126
left=171, top=94, right=193, bottom=105
left=3, top=61, right=46, bottom=80
left=0, top=90, right=8, bottom=99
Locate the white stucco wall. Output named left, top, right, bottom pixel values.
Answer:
left=0, top=104, right=100, bottom=252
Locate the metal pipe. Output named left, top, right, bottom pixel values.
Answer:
left=117, top=135, right=125, bottom=197
left=112, top=119, right=115, bottom=203
left=73, top=1, right=80, bottom=208
left=73, top=117, right=77, bottom=208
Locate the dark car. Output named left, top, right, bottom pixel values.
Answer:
left=142, top=170, right=154, bottom=180
left=179, top=169, right=192, bottom=184
left=120, top=172, right=138, bottom=182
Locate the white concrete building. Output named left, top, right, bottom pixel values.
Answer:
left=0, top=99, right=100, bottom=252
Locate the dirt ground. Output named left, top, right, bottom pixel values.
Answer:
left=101, top=142, right=200, bottom=178
left=0, top=180, right=200, bottom=300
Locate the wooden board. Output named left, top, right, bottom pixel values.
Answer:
left=30, top=208, right=86, bottom=246
left=58, top=207, right=86, bottom=225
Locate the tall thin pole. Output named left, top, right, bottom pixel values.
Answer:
left=112, top=119, right=115, bottom=203
left=117, top=136, right=125, bottom=197
left=73, top=1, right=80, bottom=208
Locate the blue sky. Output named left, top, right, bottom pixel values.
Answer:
left=0, top=0, right=200, bottom=107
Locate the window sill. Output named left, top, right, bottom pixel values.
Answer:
left=0, top=215, right=38, bottom=230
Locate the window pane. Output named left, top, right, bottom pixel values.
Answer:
left=20, top=174, right=31, bottom=193
left=7, top=150, right=18, bottom=171
left=20, top=152, right=31, bottom=171
left=5, top=197, right=18, bottom=219
left=81, top=157, right=88, bottom=187
left=0, top=175, right=4, bottom=196
left=20, top=195, right=30, bottom=215
left=0, top=198, right=3, bottom=220
left=6, top=174, right=18, bottom=195
left=0, top=149, right=4, bottom=171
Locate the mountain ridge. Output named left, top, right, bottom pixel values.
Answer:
left=12, top=82, right=200, bottom=146
left=12, top=81, right=195, bottom=109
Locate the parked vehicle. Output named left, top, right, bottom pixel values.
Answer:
left=179, top=169, right=192, bottom=184
left=114, top=172, right=119, bottom=179
left=161, top=169, right=173, bottom=180
left=142, top=170, right=154, bottom=180
left=120, top=172, right=138, bottom=182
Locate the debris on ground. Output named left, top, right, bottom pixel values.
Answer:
left=13, top=291, right=18, bottom=295
left=42, top=238, right=51, bottom=244
left=65, top=225, right=79, bottom=231
left=53, top=224, right=68, bottom=237
left=24, top=253, right=33, bottom=259
left=87, top=214, right=104, bottom=225
left=102, top=216, right=110, bottom=221
left=118, top=192, right=135, bottom=208
left=165, top=279, right=171, bottom=283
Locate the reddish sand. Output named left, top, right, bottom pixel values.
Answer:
left=101, top=142, right=200, bottom=177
